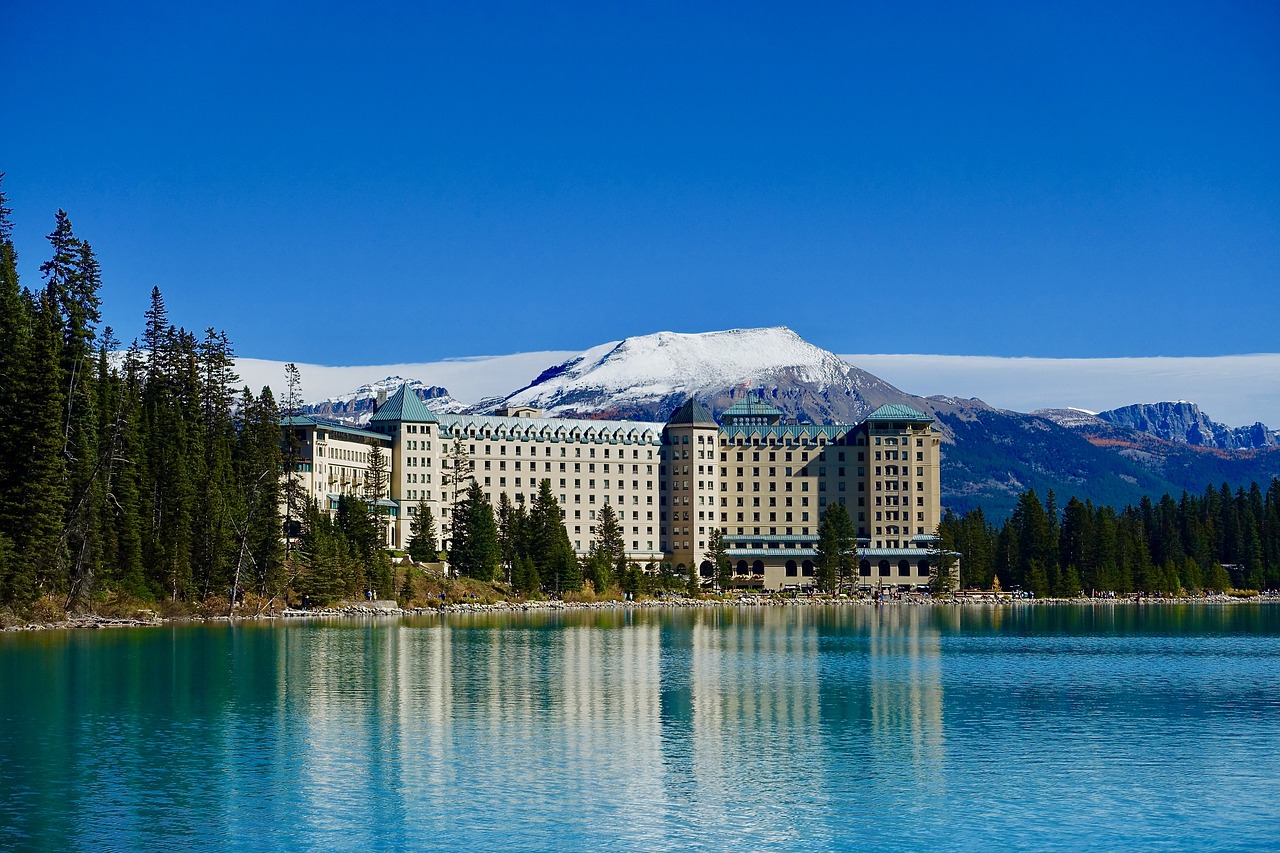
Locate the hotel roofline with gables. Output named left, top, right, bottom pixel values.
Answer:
left=282, top=385, right=945, bottom=592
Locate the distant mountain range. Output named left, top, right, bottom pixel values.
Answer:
left=302, top=376, right=466, bottom=420
left=302, top=327, right=1280, bottom=519
left=1093, top=401, right=1276, bottom=449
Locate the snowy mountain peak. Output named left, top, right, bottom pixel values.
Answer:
left=496, top=326, right=922, bottom=423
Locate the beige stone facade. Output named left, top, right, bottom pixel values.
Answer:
left=283, top=387, right=945, bottom=590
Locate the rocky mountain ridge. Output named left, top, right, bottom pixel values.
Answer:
left=1095, top=401, right=1276, bottom=449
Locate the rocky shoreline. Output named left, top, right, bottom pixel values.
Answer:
left=4, top=591, right=1276, bottom=631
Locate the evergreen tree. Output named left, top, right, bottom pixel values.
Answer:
left=0, top=177, right=31, bottom=601
left=442, top=436, right=471, bottom=550
left=453, top=481, right=499, bottom=581
left=585, top=503, right=624, bottom=591
left=704, top=527, right=731, bottom=591
left=812, top=523, right=838, bottom=592
left=496, top=492, right=517, bottom=579
left=237, top=387, right=284, bottom=599
left=364, top=442, right=389, bottom=549
left=927, top=533, right=958, bottom=595
left=399, top=562, right=415, bottom=605
left=190, top=330, right=237, bottom=599
left=105, top=345, right=146, bottom=596
left=1060, top=564, right=1083, bottom=597
left=280, top=363, right=304, bottom=548
left=815, top=503, right=853, bottom=593
left=529, top=479, right=578, bottom=592
left=8, top=292, right=70, bottom=603
left=511, top=553, right=540, bottom=596
left=407, top=500, right=438, bottom=562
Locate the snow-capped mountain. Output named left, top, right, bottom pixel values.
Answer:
left=494, top=326, right=924, bottom=423
left=302, top=376, right=467, bottom=421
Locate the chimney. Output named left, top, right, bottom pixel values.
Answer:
left=376, top=389, right=388, bottom=408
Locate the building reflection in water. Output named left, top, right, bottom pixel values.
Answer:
left=268, top=606, right=948, bottom=847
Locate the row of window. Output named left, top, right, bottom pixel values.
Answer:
left=454, top=442, right=656, bottom=459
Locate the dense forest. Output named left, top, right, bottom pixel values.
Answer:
left=0, top=181, right=285, bottom=617
left=939, top=481, right=1280, bottom=596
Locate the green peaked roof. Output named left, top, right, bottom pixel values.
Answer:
left=722, top=396, right=784, bottom=418
left=864, top=403, right=932, bottom=423
left=666, top=398, right=718, bottom=426
left=370, top=385, right=439, bottom=423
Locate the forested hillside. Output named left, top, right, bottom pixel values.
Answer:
left=0, top=179, right=284, bottom=615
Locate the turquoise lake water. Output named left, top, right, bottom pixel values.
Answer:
left=2, top=604, right=1279, bottom=852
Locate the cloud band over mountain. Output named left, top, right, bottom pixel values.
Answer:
left=236, top=350, right=1280, bottom=430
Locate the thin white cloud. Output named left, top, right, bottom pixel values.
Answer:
left=235, top=350, right=1280, bottom=430
left=234, top=352, right=578, bottom=404
left=843, top=354, right=1280, bottom=429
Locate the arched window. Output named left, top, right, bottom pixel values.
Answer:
left=752, top=560, right=765, bottom=575
left=801, top=560, right=815, bottom=577
left=700, top=560, right=714, bottom=578
left=878, top=560, right=890, bottom=576
left=785, top=560, right=798, bottom=577
left=736, top=560, right=748, bottom=574
left=898, top=560, right=911, bottom=576
left=860, top=559, right=871, bottom=577
left=918, top=559, right=931, bottom=576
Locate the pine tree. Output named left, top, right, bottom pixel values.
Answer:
left=814, top=503, right=854, bottom=593
left=8, top=292, right=70, bottom=603
left=106, top=345, right=146, bottom=596
left=365, top=442, right=389, bottom=549
left=585, top=503, right=624, bottom=591
left=453, top=481, right=499, bottom=580
left=280, top=363, right=304, bottom=549
left=511, top=553, right=540, bottom=596
left=408, top=500, right=438, bottom=562
left=928, top=533, right=958, bottom=595
left=0, top=176, right=32, bottom=599
left=704, top=527, right=731, bottom=591
left=191, top=329, right=238, bottom=600
left=529, top=479, right=578, bottom=592
left=237, top=388, right=284, bottom=599
left=1060, top=564, right=1083, bottom=597
left=442, top=436, right=471, bottom=551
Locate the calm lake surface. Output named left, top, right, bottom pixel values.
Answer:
left=2, top=604, right=1279, bottom=852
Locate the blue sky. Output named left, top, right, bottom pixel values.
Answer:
left=4, top=0, right=1278, bottom=365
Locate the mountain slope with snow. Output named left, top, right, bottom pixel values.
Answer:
left=496, top=327, right=923, bottom=423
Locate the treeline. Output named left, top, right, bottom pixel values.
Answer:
left=939, top=480, right=1280, bottom=595
left=0, top=180, right=283, bottom=612
left=446, top=476, right=687, bottom=598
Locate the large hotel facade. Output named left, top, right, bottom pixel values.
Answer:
left=282, top=387, right=944, bottom=591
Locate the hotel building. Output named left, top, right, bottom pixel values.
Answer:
left=282, top=386, right=945, bottom=591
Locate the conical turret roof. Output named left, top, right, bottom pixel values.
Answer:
left=666, top=398, right=718, bottom=426
left=370, top=384, right=439, bottom=423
